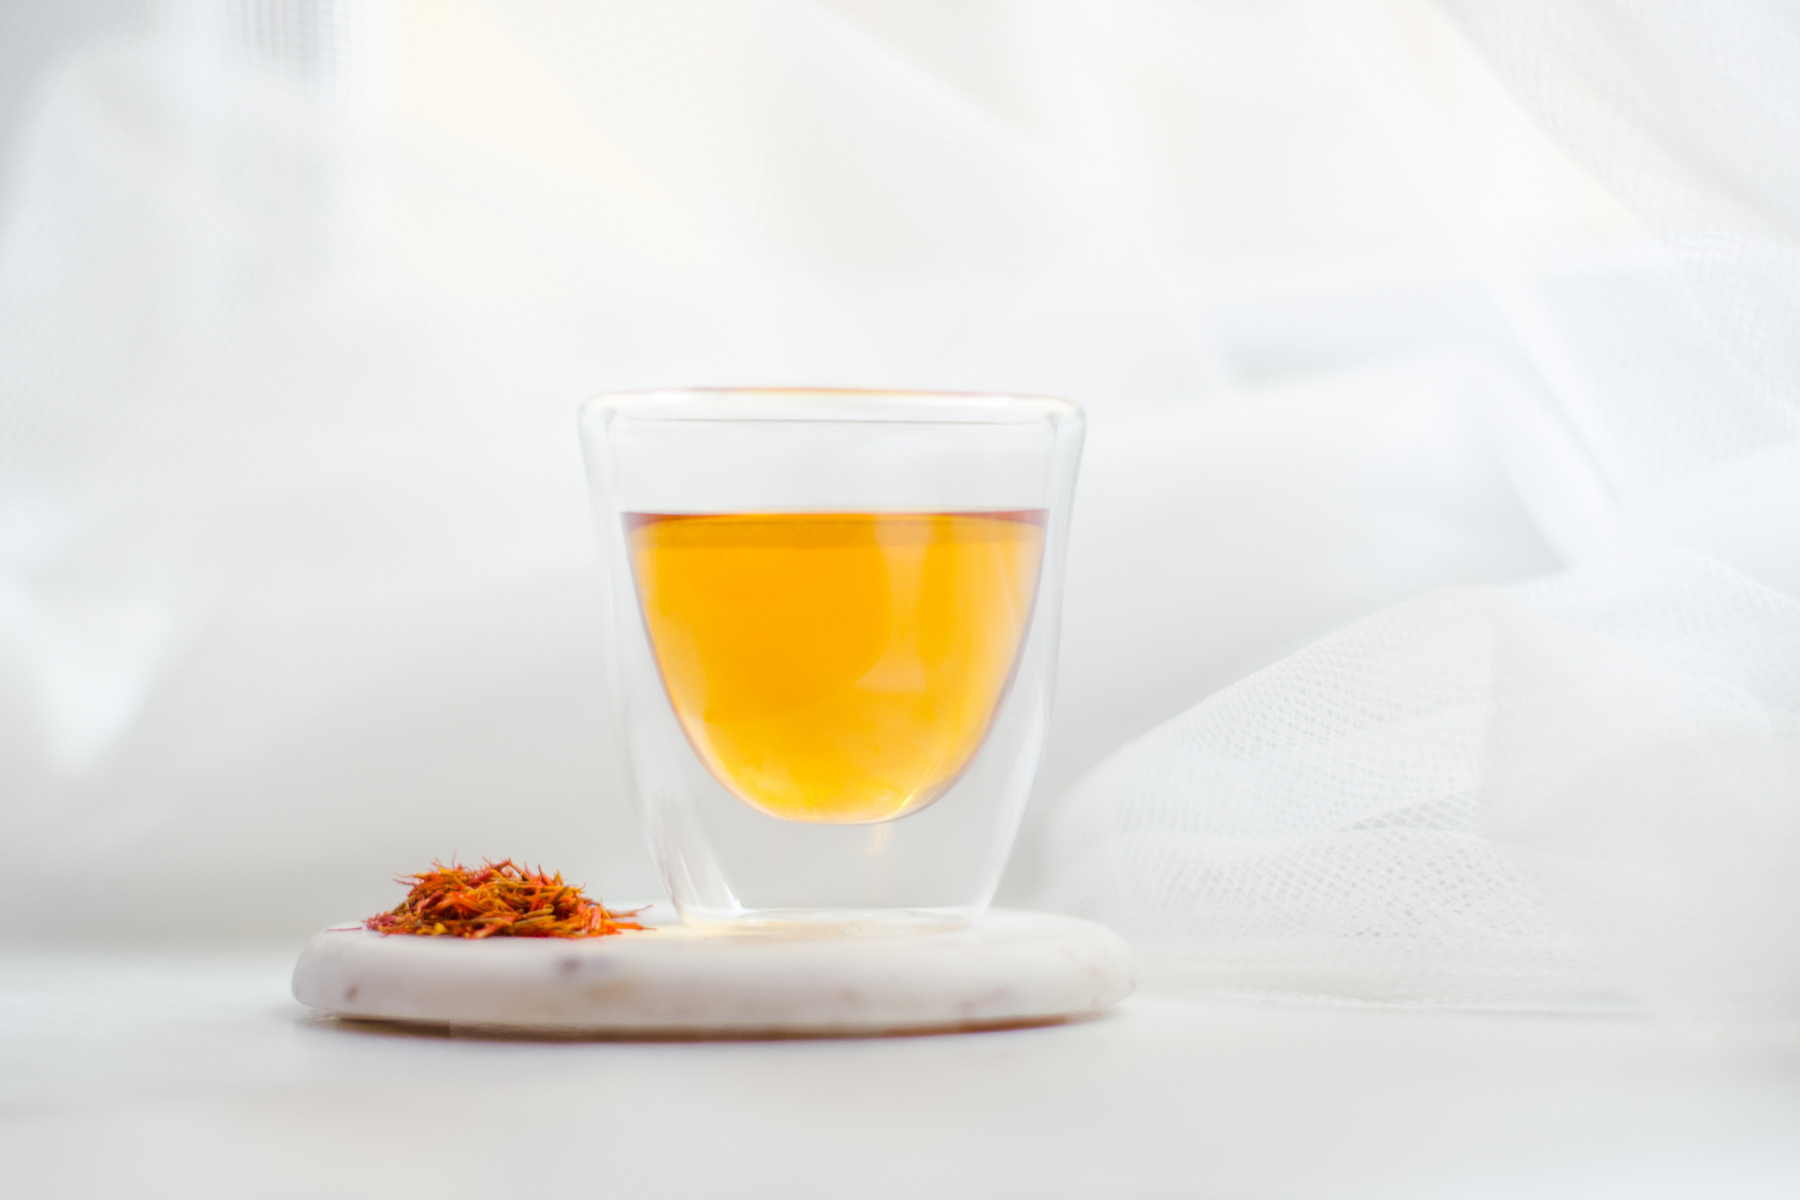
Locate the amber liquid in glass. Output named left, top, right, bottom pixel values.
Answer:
left=627, top=511, right=1046, bottom=824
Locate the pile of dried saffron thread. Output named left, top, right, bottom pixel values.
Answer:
left=364, top=859, right=646, bottom=939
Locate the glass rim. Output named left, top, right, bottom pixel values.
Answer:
left=580, top=386, right=1082, bottom=425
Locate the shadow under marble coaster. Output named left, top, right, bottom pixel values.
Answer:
left=292, top=909, right=1134, bottom=1037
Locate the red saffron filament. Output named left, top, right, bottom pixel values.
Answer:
left=364, top=859, right=647, bottom=939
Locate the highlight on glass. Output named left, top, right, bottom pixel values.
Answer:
left=580, top=389, right=1084, bottom=928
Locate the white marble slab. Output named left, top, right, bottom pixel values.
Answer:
left=290, top=909, right=1135, bottom=1035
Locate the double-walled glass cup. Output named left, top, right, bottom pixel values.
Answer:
left=579, top=389, right=1083, bottom=928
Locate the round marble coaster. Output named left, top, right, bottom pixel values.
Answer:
left=292, top=909, right=1133, bottom=1037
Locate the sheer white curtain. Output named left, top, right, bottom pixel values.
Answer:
left=1044, top=0, right=1800, bottom=1013
left=1, top=1, right=1794, bottom=1013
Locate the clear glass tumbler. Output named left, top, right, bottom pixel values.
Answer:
left=579, top=389, right=1083, bottom=928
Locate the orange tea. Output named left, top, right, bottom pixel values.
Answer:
left=627, top=511, right=1046, bottom=823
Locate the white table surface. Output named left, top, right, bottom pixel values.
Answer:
left=4, top=947, right=1798, bottom=1199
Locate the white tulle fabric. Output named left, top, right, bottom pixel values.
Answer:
left=1045, top=1, right=1800, bottom=1012
left=1, top=1, right=1795, bottom=1013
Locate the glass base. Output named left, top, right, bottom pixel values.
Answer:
left=675, top=906, right=976, bottom=935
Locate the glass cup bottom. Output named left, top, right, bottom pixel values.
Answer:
left=675, top=906, right=975, bottom=936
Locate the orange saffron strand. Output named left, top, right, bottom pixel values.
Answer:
left=364, top=859, right=647, bottom=939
